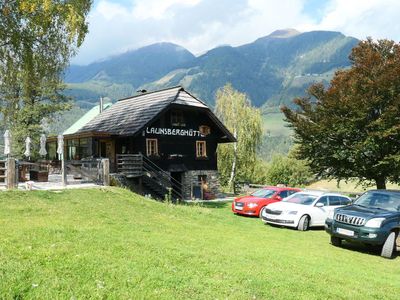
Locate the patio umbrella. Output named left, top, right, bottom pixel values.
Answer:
left=39, top=134, right=47, bottom=156
left=24, top=137, right=31, bottom=159
left=3, top=130, right=11, bottom=156
left=57, top=134, right=64, bottom=160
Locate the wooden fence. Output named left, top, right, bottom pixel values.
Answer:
left=1, top=158, right=110, bottom=190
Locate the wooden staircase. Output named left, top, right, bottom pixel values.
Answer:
left=116, top=154, right=183, bottom=200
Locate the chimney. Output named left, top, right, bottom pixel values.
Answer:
left=100, top=97, right=104, bottom=113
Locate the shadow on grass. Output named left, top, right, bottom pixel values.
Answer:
left=179, top=201, right=231, bottom=209
left=333, top=241, right=399, bottom=259
left=266, top=223, right=325, bottom=231
left=234, top=213, right=259, bottom=219
left=197, top=202, right=231, bottom=209
left=267, top=223, right=400, bottom=258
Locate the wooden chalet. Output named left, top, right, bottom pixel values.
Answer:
left=48, top=86, right=236, bottom=199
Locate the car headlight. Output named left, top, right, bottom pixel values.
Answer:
left=247, top=203, right=258, bottom=208
left=365, top=218, right=385, bottom=228
left=327, top=210, right=334, bottom=220
left=287, top=211, right=297, bottom=215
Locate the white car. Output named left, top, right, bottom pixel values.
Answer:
left=261, top=191, right=352, bottom=231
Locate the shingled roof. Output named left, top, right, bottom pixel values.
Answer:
left=77, top=86, right=236, bottom=142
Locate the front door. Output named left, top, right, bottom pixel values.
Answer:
left=171, top=172, right=183, bottom=199
left=100, top=140, right=115, bottom=170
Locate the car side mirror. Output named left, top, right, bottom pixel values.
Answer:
left=275, top=195, right=282, bottom=200
left=316, top=203, right=324, bottom=208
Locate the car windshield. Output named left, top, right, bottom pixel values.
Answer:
left=283, top=193, right=318, bottom=205
left=355, top=191, right=400, bottom=212
left=250, top=189, right=276, bottom=198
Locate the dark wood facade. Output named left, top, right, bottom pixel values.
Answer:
left=49, top=86, right=235, bottom=199
left=114, top=105, right=222, bottom=171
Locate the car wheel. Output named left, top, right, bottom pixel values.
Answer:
left=330, top=236, right=342, bottom=247
left=297, top=215, right=310, bottom=231
left=381, top=231, right=397, bottom=259
left=258, top=206, right=267, bottom=218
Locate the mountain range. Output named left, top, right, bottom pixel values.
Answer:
left=65, top=29, right=359, bottom=109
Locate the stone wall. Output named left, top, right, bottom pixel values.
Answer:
left=181, top=170, right=220, bottom=200
left=111, top=170, right=221, bottom=200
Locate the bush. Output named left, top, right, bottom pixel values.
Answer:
left=266, top=154, right=314, bottom=187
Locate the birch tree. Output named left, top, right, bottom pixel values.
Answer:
left=215, top=84, right=262, bottom=190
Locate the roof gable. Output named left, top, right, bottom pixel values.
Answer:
left=77, top=86, right=235, bottom=142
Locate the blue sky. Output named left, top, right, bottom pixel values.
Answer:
left=73, top=0, right=400, bottom=65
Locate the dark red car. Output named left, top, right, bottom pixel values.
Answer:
left=232, top=186, right=301, bottom=217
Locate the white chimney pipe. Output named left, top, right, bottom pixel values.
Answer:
left=100, top=97, right=104, bottom=113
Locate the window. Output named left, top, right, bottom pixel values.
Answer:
left=285, top=193, right=317, bottom=205
left=196, top=141, right=207, bottom=158
left=199, top=125, right=211, bottom=136
left=171, top=110, right=185, bottom=126
left=316, top=196, right=329, bottom=206
left=146, top=139, right=158, bottom=156
left=340, top=197, right=351, bottom=205
left=251, top=189, right=276, bottom=198
left=278, top=191, right=289, bottom=198
left=329, top=196, right=342, bottom=206
left=47, top=141, right=57, bottom=160
left=79, top=138, right=90, bottom=159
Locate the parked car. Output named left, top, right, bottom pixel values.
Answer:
left=325, top=189, right=400, bottom=258
left=232, top=186, right=301, bottom=217
left=261, top=191, right=352, bottom=230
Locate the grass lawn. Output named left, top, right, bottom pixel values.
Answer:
left=1, top=188, right=399, bottom=299
left=307, top=179, right=400, bottom=194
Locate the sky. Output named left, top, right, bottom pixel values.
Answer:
left=72, top=0, right=400, bottom=65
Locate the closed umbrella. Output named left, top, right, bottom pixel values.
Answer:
left=3, top=130, right=11, bottom=156
left=24, top=137, right=31, bottom=159
left=57, top=134, right=64, bottom=160
left=39, top=134, right=47, bottom=156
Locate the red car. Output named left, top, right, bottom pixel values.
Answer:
left=232, top=186, right=301, bottom=217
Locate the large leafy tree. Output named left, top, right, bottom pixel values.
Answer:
left=215, top=84, right=263, bottom=190
left=282, top=38, right=400, bottom=189
left=0, top=0, right=91, bottom=156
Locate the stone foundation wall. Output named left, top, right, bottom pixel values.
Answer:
left=111, top=171, right=221, bottom=201
left=181, top=170, right=220, bottom=200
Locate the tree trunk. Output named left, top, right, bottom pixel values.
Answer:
left=228, top=129, right=238, bottom=191
left=375, top=177, right=386, bottom=189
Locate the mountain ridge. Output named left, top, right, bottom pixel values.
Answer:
left=65, top=29, right=359, bottom=108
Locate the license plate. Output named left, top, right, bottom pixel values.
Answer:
left=337, top=227, right=354, bottom=236
left=234, top=206, right=243, bottom=211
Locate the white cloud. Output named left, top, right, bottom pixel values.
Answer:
left=96, top=1, right=130, bottom=21
left=72, top=0, right=400, bottom=65
left=302, top=0, right=400, bottom=40
left=132, top=0, right=202, bottom=20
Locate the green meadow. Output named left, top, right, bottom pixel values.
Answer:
left=0, top=188, right=399, bottom=299
left=262, top=112, right=292, bottom=137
